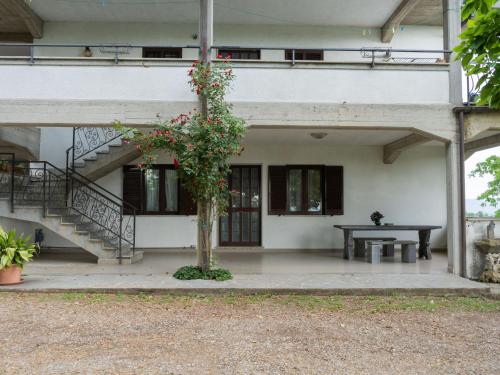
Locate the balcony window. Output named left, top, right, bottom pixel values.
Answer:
left=217, top=49, right=260, bottom=60
left=285, top=49, right=324, bottom=61
left=142, top=47, right=182, bottom=59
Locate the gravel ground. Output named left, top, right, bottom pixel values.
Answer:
left=0, top=293, right=499, bottom=375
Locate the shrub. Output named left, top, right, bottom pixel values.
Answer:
left=173, top=265, right=233, bottom=281
left=0, top=227, right=37, bottom=270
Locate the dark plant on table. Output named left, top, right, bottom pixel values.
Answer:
left=370, top=211, right=384, bottom=226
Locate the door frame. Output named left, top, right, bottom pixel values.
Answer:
left=219, top=164, right=262, bottom=247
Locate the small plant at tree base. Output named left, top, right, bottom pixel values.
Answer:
left=370, top=211, right=384, bottom=226
left=0, top=227, right=37, bottom=270
left=115, top=57, right=245, bottom=273
left=173, top=265, right=233, bottom=281
left=470, top=155, right=499, bottom=217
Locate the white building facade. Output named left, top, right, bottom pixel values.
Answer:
left=0, top=0, right=466, bottom=274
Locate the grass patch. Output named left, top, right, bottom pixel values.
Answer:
left=2, top=292, right=499, bottom=312
left=173, top=265, right=233, bottom=281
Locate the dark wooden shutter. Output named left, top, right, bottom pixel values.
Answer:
left=123, top=166, right=143, bottom=215
left=268, top=166, right=287, bottom=214
left=324, top=166, right=343, bottom=215
left=178, top=183, right=197, bottom=215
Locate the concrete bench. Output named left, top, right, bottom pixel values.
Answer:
left=354, top=237, right=397, bottom=258
left=365, top=240, right=418, bottom=264
left=395, top=240, right=418, bottom=263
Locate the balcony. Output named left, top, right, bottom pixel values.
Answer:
left=0, top=43, right=450, bottom=105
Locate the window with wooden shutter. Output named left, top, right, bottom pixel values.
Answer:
left=268, top=166, right=287, bottom=214
left=268, top=165, right=343, bottom=216
left=123, top=165, right=197, bottom=215
left=324, top=166, right=343, bottom=215
left=123, top=166, right=143, bottom=215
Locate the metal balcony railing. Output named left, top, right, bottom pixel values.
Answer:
left=0, top=43, right=451, bottom=67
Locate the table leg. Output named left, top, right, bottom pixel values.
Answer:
left=343, top=229, right=354, bottom=260
left=418, top=229, right=432, bottom=259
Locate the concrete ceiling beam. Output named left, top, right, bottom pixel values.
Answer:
left=2, top=0, right=43, bottom=39
left=464, top=133, right=500, bottom=159
left=381, top=0, right=422, bottom=43
left=383, top=133, right=430, bottom=164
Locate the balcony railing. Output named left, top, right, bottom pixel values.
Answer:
left=0, top=43, right=451, bottom=67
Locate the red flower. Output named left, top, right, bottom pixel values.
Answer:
left=173, top=159, right=179, bottom=169
left=217, top=53, right=222, bottom=59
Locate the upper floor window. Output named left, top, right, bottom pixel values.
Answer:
left=217, top=49, right=260, bottom=60
left=285, top=49, right=324, bottom=61
left=142, top=47, right=182, bottom=59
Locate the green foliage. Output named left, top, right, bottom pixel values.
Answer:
left=115, top=58, right=246, bottom=215
left=454, top=0, right=500, bottom=108
left=173, top=265, right=233, bottom=281
left=469, top=155, right=500, bottom=208
left=0, top=227, right=37, bottom=270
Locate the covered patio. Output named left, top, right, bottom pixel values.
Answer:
left=3, top=249, right=490, bottom=295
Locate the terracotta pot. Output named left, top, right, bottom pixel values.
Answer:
left=0, top=266, right=22, bottom=285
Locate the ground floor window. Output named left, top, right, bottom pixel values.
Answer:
left=268, top=165, right=343, bottom=216
left=123, top=165, right=196, bottom=215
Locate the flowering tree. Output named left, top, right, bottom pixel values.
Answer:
left=115, top=58, right=245, bottom=272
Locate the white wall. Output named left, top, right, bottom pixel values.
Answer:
left=33, top=22, right=444, bottom=61
left=88, top=144, right=448, bottom=251
left=0, top=65, right=449, bottom=105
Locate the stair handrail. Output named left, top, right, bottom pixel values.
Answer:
left=0, top=154, right=136, bottom=261
left=66, top=169, right=136, bottom=258
left=66, top=126, right=125, bottom=171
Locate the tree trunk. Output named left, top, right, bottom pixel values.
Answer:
left=197, top=199, right=213, bottom=272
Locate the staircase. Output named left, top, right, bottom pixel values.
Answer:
left=68, top=127, right=141, bottom=181
left=0, top=156, right=142, bottom=264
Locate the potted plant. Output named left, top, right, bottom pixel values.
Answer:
left=0, top=228, right=37, bottom=285
left=370, top=211, right=384, bottom=226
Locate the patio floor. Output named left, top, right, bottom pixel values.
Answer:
left=25, top=249, right=450, bottom=275
left=0, top=250, right=492, bottom=295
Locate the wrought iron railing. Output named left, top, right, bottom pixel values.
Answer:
left=67, top=169, right=136, bottom=257
left=0, top=155, right=66, bottom=213
left=66, top=126, right=124, bottom=171
left=0, top=154, right=136, bottom=261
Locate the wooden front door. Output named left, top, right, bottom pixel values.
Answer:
left=219, top=166, right=261, bottom=246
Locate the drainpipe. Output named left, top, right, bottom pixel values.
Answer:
left=458, top=110, right=466, bottom=277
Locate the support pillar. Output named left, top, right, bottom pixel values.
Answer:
left=443, top=0, right=464, bottom=276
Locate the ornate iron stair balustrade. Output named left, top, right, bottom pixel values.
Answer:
left=0, top=154, right=136, bottom=261
left=67, top=169, right=136, bottom=259
left=66, top=127, right=124, bottom=171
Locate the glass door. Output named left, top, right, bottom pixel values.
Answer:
left=219, top=166, right=261, bottom=246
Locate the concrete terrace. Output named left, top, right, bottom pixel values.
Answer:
left=0, top=251, right=491, bottom=295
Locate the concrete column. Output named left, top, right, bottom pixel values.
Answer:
left=446, top=139, right=462, bottom=274
left=443, top=0, right=463, bottom=104
left=443, top=0, right=465, bottom=275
